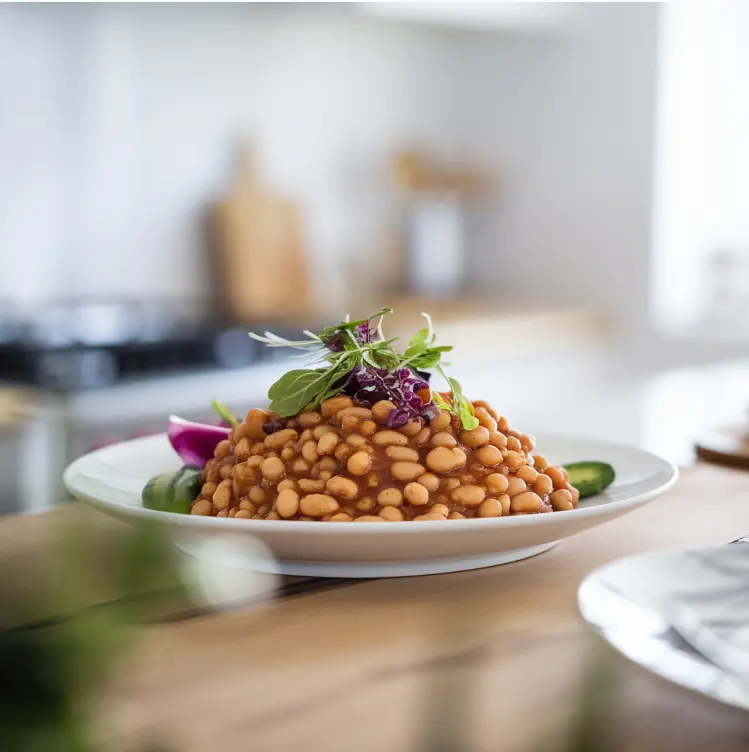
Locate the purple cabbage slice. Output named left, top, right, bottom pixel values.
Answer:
left=167, top=415, right=230, bottom=468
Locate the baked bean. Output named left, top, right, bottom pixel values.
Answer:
left=511, top=491, right=543, bottom=514
left=239, top=499, right=256, bottom=513
left=366, top=473, right=379, bottom=488
left=231, top=423, right=247, bottom=443
left=337, top=406, right=373, bottom=421
left=533, top=454, right=549, bottom=472
left=475, top=409, right=497, bottom=433
left=265, top=428, right=298, bottom=450
left=484, top=473, right=509, bottom=494
left=448, top=511, right=466, bottom=519
left=503, top=451, right=525, bottom=472
left=426, top=447, right=466, bottom=473
left=452, top=485, right=486, bottom=507
left=298, top=516, right=314, bottom=521
left=356, top=496, right=375, bottom=512
left=360, top=420, right=377, bottom=436
left=414, top=428, right=431, bottom=446
left=201, top=481, right=217, bottom=498
left=330, top=513, right=353, bottom=522
left=228, top=507, right=238, bottom=517
left=290, top=458, right=311, bottom=477
left=326, top=475, right=358, bottom=500
left=341, top=415, right=361, bottom=432
left=299, top=478, right=326, bottom=493
left=379, top=506, right=404, bottom=521
left=515, top=465, right=539, bottom=484
left=372, top=400, right=396, bottom=424
left=346, top=433, right=368, bottom=447
left=432, top=432, right=457, bottom=448
left=417, top=473, right=440, bottom=492
left=489, top=432, right=508, bottom=450
left=460, top=426, right=491, bottom=448
left=378, top=488, right=403, bottom=507
left=302, top=440, right=319, bottom=463
left=473, top=400, right=498, bottom=421
left=334, top=443, right=352, bottom=461
left=372, top=430, right=408, bottom=447
left=216, top=509, right=229, bottom=518
left=281, top=447, right=295, bottom=462
left=498, top=494, right=511, bottom=516
left=249, top=486, right=267, bottom=504
left=204, top=460, right=220, bottom=483
left=247, top=455, right=264, bottom=469
left=234, top=438, right=252, bottom=462
left=321, top=396, right=354, bottom=417
left=444, top=477, right=461, bottom=491
left=520, top=435, right=535, bottom=453
left=545, top=466, right=568, bottom=489
left=250, top=442, right=265, bottom=455
left=506, top=436, right=522, bottom=453
left=191, top=499, right=215, bottom=516
left=261, top=456, right=286, bottom=482
left=215, top=440, right=231, bottom=459
left=300, top=493, right=340, bottom=517
left=251, top=514, right=263, bottom=520
left=391, top=461, right=426, bottom=482
left=234, top=509, right=252, bottom=519
left=429, top=503, right=449, bottom=517
left=348, top=450, right=372, bottom=476
left=569, top=486, right=580, bottom=504
left=550, top=489, right=574, bottom=511
left=506, top=476, right=527, bottom=498
left=234, top=463, right=258, bottom=491
left=478, top=498, right=502, bottom=518
left=315, top=432, right=339, bottom=456
left=474, top=445, right=502, bottom=467
left=318, top=456, right=338, bottom=472
left=533, top=474, right=553, bottom=496
left=245, top=408, right=269, bottom=439
left=277, top=489, right=300, bottom=518
left=313, top=424, right=337, bottom=439
left=385, top=446, right=420, bottom=462
left=430, top=411, right=451, bottom=430
left=400, top=419, right=423, bottom=437
left=256, top=504, right=270, bottom=517
left=497, top=416, right=510, bottom=433
left=298, top=411, right=323, bottom=428
left=266, top=511, right=281, bottom=520
left=414, top=513, right=446, bottom=521
left=319, top=470, right=333, bottom=482
left=213, top=479, right=232, bottom=510
left=355, top=515, right=382, bottom=522
left=404, top=482, right=429, bottom=506
left=299, top=429, right=313, bottom=444
left=219, top=463, right=234, bottom=481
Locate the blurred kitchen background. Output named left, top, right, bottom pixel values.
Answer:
left=1, top=1, right=748, bottom=514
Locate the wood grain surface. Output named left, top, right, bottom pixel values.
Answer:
left=4, top=463, right=749, bottom=751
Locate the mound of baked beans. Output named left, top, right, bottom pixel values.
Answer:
left=191, top=397, right=580, bottom=521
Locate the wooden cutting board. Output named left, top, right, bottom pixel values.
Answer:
left=213, top=145, right=313, bottom=322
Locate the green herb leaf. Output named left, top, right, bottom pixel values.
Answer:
left=210, top=400, right=238, bottom=427
left=404, top=327, right=430, bottom=359
left=410, top=345, right=452, bottom=369
left=446, top=376, right=479, bottom=430
left=267, top=369, right=333, bottom=416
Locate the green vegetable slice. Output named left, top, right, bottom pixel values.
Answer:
left=563, top=461, right=615, bottom=499
left=142, top=466, right=201, bottom=514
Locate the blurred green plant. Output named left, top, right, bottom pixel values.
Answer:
left=0, top=515, right=186, bottom=752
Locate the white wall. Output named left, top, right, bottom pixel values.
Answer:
left=0, top=3, right=659, bottom=328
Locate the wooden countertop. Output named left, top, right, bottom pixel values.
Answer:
left=3, top=463, right=749, bottom=751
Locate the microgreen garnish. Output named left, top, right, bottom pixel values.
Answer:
left=249, top=309, right=477, bottom=429
left=210, top=399, right=239, bottom=427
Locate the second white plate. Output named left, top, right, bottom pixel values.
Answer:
left=63, top=432, right=677, bottom=577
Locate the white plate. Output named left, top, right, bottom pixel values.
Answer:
left=63, top=432, right=677, bottom=578
left=579, top=545, right=749, bottom=712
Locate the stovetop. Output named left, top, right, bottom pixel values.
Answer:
left=0, top=300, right=313, bottom=391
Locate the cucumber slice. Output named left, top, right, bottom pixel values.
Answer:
left=563, top=461, right=615, bottom=499
left=142, top=466, right=202, bottom=514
